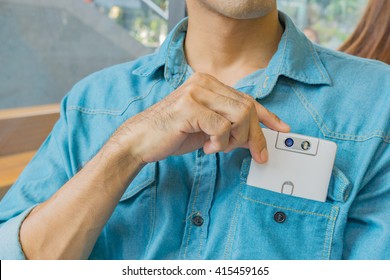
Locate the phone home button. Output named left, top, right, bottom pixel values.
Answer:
left=281, top=181, right=294, bottom=195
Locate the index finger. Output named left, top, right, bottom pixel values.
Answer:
left=254, top=102, right=290, bottom=133
left=192, top=73, right=290, bottom=132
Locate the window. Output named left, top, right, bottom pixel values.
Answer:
left=92, top=0, right=169, bottom=47
left=0, top=0, right=368, bottom=109
left=278, top=0, right=368, bottom=48
left=0, top=0, right=184, bottom=109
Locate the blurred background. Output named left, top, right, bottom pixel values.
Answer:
left=0, top=0, right=368, bottom=109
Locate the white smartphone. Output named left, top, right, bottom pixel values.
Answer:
left=246, top=128, right=337, bottom=202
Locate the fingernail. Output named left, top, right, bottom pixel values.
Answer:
left=260, top=147, right=268, bottom=163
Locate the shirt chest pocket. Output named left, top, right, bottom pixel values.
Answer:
left=225, top=158, right=351, bottom=260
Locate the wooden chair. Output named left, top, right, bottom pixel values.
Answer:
left=0, top=104, right=60, bottom=200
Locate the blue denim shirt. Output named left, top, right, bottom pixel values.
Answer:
left=1, top=13, right=390, bottom=260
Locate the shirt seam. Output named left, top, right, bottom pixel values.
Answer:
left=322, top=206, right=339, bottom=259
left=144, top=184, right=156, bottom=258
left=223, top=190, right=242, bottom=259
left=240, top=194, right=334, bottom=219
left=332, top=166, right=352, bottom=202
left=316, top=46, right=390, bottom=69
left=307, top=40, right=327, bottom=81
left=52, top=124, right=71, bottom=180
left=275, top=17, right=290, bottom=76
left=66, top=79, right=162, bottom=116
left=165, top=24, right=187, bottom=88
left=287, top=80, right=390, bottom=143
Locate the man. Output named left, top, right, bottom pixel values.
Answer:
left=0, top=0, right=389, bottom=259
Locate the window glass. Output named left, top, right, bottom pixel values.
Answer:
left=0, top=0, right=368, bottom=109
left=278, top=0, right=368, bottom=48
left=0, top=0, right=170, bottom=109
left=92, top=0, right=169, bottom=47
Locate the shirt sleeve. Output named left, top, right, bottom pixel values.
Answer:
left=343, top=141, right=390, bottom=259
left=0, top=97, right=72, bottom=260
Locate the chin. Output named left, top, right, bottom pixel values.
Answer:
left=199, top=0, right=276, bottom=19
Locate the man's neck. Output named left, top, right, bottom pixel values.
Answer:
left=184, top=2, right=283, bottom=86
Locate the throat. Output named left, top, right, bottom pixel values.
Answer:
left=184, top=5, right=283, bottom=87
left=191, top=64, right=264, bottom=87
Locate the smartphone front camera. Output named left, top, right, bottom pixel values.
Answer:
left=284, top=138, right=294, bottom=147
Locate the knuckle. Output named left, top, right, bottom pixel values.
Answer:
left=175, top=95, right=195, bottom=112
left=251, top=125, right=265, bottom=141
left=237, top=131, right=249, bottom=143
left=208, top=114, right=231, bottom=135
left=191, top=72, right=208, bottom=83
left=257, top=132, right=267, bottom=148
left=259, top=137, right=267, bottom=148
left=219, top=119, right=232, bottom=132
left=192, top=72, right=203, bottom=79
left=240, top=101, right=253, bottom=115
left=246, top=94, right=255, bottom=101
left=188, top=72, right=199, bottom=81
left=235, top=89, right=252, bottom=100
left=213, top=140, right=227, bottom=150
left=237, top=95, right=252, bottom=107
left=175, top=99, right=187, bottom=112
left=246, top=98, right=256, bottom=108
left=231, top=135, right=245, bottom=147
left=234, top=103, right=253, bottom=124
left=185, top=83, right=199, bottom=95
left=214, top=94, right=227, bottom=104
left=230, top=100, right=242, bottom=112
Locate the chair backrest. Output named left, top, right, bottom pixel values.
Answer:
left=0, top=104, right=60, bottom=199
left=0, top=104, right=60, bottom=156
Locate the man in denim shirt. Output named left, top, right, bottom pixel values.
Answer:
left=1, top=0, right=389, bottom=259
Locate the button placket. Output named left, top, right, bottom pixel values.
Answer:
left=180, top=149, right=217, bottom=259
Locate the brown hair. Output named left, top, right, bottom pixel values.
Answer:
left=339, top=0, right=390, bottom=64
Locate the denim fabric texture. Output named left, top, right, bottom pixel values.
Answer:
left=1, top=12, right=389, bottom=260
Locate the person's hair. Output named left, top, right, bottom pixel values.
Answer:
left=339, top=0, right=390, bottom=64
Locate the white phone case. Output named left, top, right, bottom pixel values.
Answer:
left=246, top=128, right=337, bottom=202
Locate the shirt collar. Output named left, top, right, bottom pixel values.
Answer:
left=133, top=12, right=331, bottom=97
left=131, top=18, right=187, bottom=80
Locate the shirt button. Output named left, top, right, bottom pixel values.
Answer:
left=192, top=215, right=204, bottom=226
left=274, top=211, right=286, bottom=223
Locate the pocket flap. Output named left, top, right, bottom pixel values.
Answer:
left=119, top=162, right=156, bottom=202
left=327, top=165, right=352, bottom=203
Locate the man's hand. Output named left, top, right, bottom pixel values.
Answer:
left=18, top=73, right=290, bottom=259
left=111, top=72, right=290, bottom=165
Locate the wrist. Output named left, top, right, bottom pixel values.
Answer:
left=103, top=127, right=147, bottom=170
